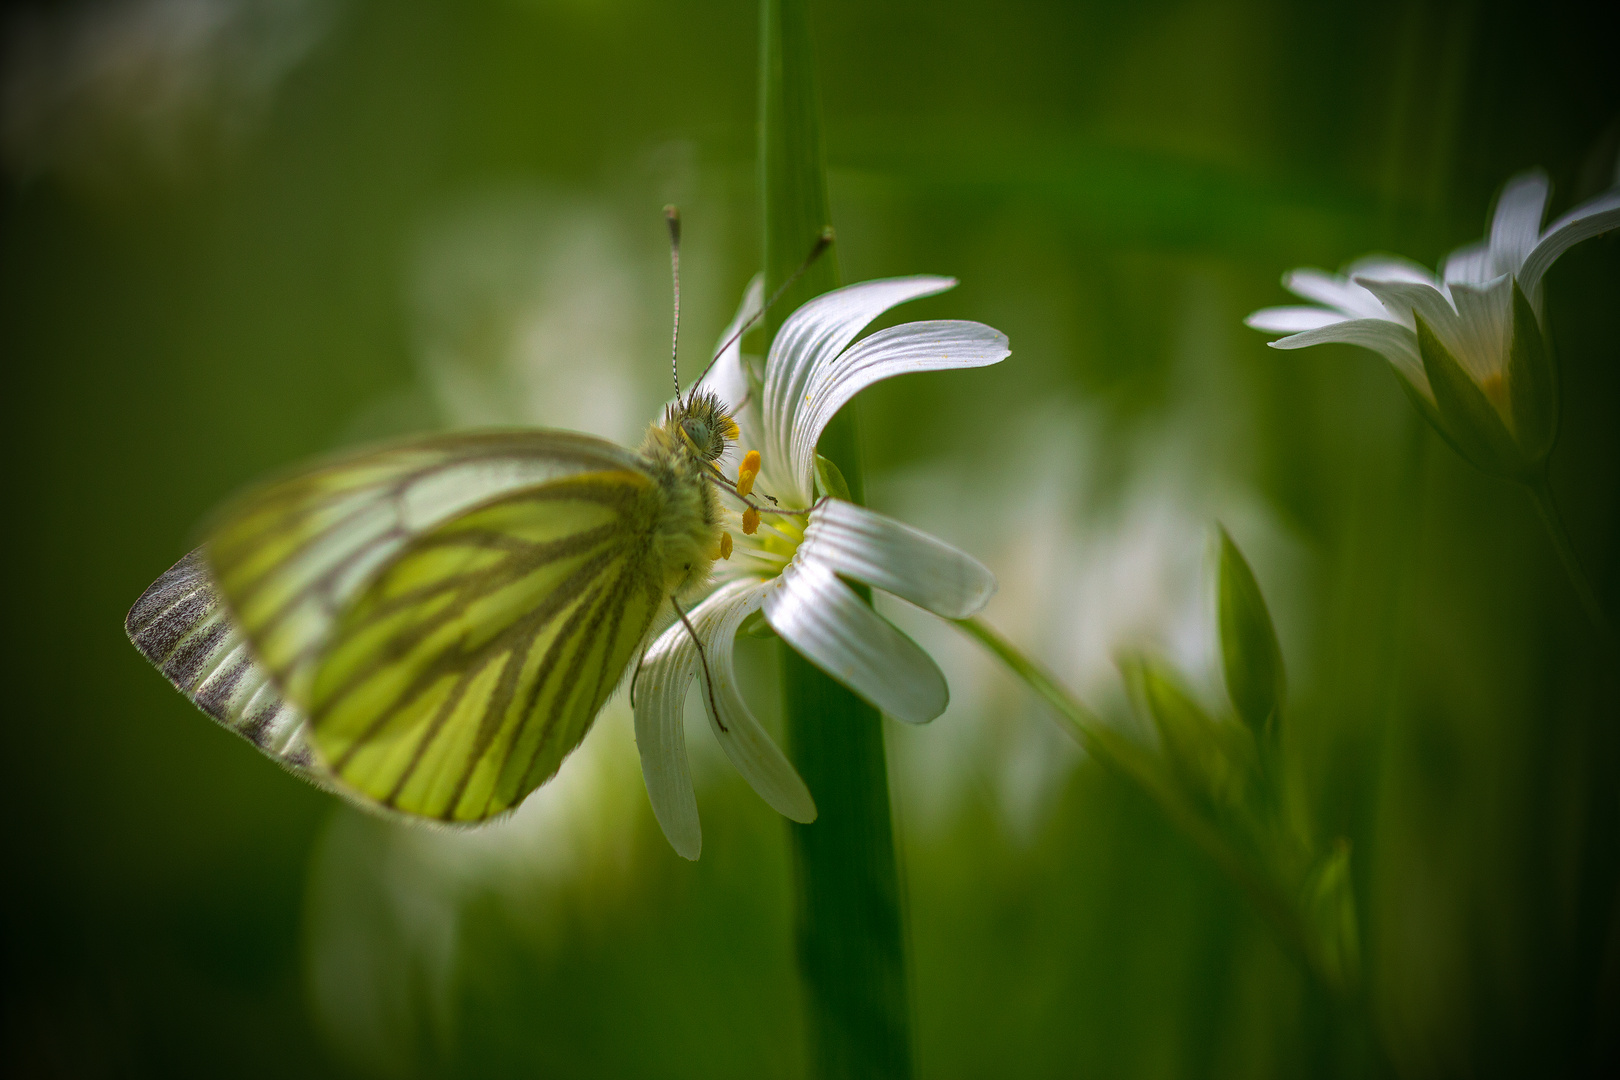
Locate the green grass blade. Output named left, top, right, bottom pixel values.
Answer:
left=761, top=0, right=841, bottom=346
left=761, top=2, right=912, bottom=1077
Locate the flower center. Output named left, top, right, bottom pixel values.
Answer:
left=714, top=448, right=807, bottom=580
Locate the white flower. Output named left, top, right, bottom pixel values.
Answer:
left=1246, top=170, right=1619, bottom=477
left=634, top=276, right=1010, bottom=858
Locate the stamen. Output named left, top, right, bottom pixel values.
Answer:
left=742, top=507, right=760, bottom=535
left=722, top=415, right=740, bottom=440
left=712, top=533, right=733, bottom=560
left=701, top=469, right=812, bottom=518
left=736, top=449, right=761, bottom=497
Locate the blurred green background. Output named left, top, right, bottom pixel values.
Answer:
left=4, top=0, right=1618, bottom=1076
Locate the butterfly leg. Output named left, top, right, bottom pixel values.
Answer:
left=702, top=469, right=799, bottom=515
left=629, top=645, right=648, bottom=709
left=671, top=596, right=727, bottom=733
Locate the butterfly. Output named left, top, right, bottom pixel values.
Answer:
left=125, top=208, right=827, bottom=823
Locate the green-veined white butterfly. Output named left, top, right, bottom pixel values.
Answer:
left=125, top=209, right=826, bottom=823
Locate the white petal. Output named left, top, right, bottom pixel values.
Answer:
left=1352, top=276, right=1460, bottom=339
left=1448, top=275, right=1513, bottom=382
left=698, top=274, right=764, bottom=408
left=764, top=560, right=948, bottom=724
left=1520, top=187, right=1620, bottom=304
left=802, top=499, right=995, bottom=618
left=1442, top=241, right=1492, bottom=285
left=691, top=277, right=769, bottom=474
left=1282, top=268, right=1389, bottom=320
left=689, top=580, right=816, bottom=824
left=788, top=320, right=1010, bottom=498
left=633, top=621, right=704, bottom=860
left=634, top=581, right=815, bottom=852
left=1266, top=318, right=1431, bottom=400
left=763, top=276, right=957, bottom=502
left=1244, top=306, right=1349, bottom=333
left=1487, top=170, right=1550, bottom=278
left=1344, top=254, right=1439, bottom=287
left=728, top=381, right=770, bottom=482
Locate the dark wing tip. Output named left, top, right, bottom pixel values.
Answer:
left=126, top=548, right=211, bottom=641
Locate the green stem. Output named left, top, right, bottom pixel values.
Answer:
left=762, top=3, right=912, bottom=1077
left=1529, top=474, right=1617, bottom=649
left=959, top=618, right=1408, bottom=1076
left=954, top=615, right=1329, bottom=987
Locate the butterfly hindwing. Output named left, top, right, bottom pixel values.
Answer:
left=307, top=470, right=669, bottom=821
left=205, top=430, right=648, bottom=711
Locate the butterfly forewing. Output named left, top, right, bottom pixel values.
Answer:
left=205, top=431, right=648, bottom=709
left=307, top=471, right=668, bottom=821
left=124, top=549, right=322, bottom=778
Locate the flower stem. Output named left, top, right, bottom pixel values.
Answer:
left=1529, top=474, right=1617, bottom=650
left=953, top=615, right=1329, bottom=984
left=761, top=3, right=913, bottom=1077
left=955, top=618, right=1409, bottom=1073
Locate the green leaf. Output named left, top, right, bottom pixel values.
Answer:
left=761, top=0, right=841, bottom=348
left=814, top=454, right=852, bottom=502
left=1217, top=527, right=1286, bottom=743
left=762, top=3, right=910, bottom=1078
left=1389, top=363, right=1451, bottom=445
left=1302, top=839, right=1361, bottom=992
left=1506, top=280, right=1558, bottom=466
left=1415, top=313, right=1532, bottom=481
left=1127, top=656, right=1257, bottom=813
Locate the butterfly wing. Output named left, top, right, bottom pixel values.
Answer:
left=205, top=430, right=648, bottom=709
left=125, top=548, right=322, bottom=779
left=128, top=430, right=650, bottom=797
left=306, top=470, right=669, bottom=821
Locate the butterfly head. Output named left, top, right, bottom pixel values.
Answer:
left=667, top=389, right=740, bottom=463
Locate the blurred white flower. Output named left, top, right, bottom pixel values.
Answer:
left=305, top=718, right=643, bottom=1076
left=881, top=409, right=1300, bottom=838
left=633, top=275, right=1008, bottom=859
left=2, top=0, right=334, bottom=185
left=412, top=193, right=665, bottom=446
left=879, top=275, right=1306, bottom=842
left=1247, top=170, right=1619, bottom=479
left=381, top=193, right=667, bottom=873
left=305, top=195, right=681, bottom=1070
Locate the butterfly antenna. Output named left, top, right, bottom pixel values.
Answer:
left=692, top=226, right=835, bottom=389
left=666, top=205, right=683, bottom=405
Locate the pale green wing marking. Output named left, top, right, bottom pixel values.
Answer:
left=205, top=430, right=647, bottom=711
left=308, top=471, right=667, bottom=821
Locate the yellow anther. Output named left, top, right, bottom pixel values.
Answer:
left=722, top=415, right=740, bottom=440
left=737, top=449, right=762, bottom=497
left=742, top=507, right=760, bottom=535
left=711, top=532, right=733, bottom=561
